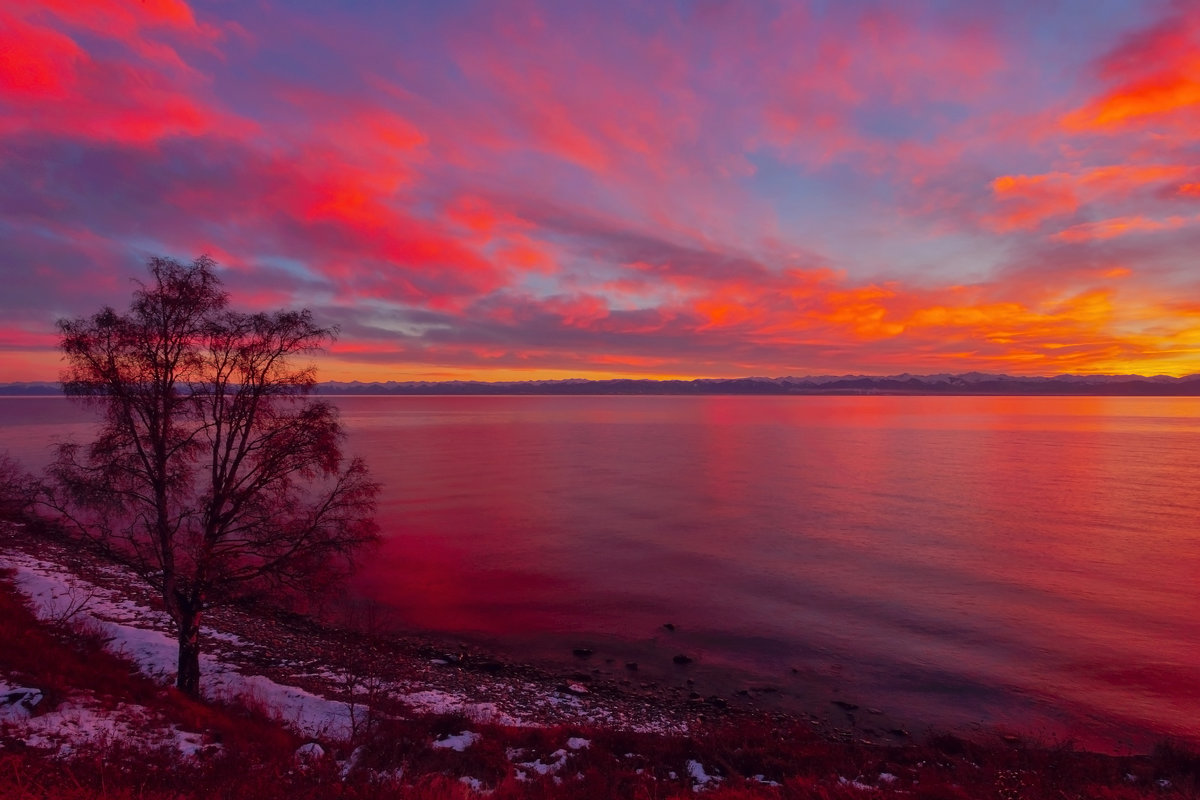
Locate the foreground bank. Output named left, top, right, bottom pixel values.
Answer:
left=1, top=522, right=1196, bottom=799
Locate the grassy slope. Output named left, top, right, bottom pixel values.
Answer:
left=1, top=568, right=1197, bottom=800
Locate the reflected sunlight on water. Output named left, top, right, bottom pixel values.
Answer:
left=4, top=394, right=1198, bottom=750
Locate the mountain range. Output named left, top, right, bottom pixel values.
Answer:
left=4, top=373, right=1200, bottom=397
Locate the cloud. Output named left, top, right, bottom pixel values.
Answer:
left=1062, top=11, right=1200, bottom=132
left=985, top=165, right=1196, bottom=231
left=1052, top=215, right=1199, bottom=243
left=3, top=0, right=1200, bottom=380
left=0, top=5, right=249, bottom=144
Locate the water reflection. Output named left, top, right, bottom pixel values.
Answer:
left=4, top=394, right=1199, bottom=749
left=337, top=395, right=1200, bottom=749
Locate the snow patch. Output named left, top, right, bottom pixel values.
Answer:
left=2, top=691, right=211, bottom=758
left=0, top=683, right=44, bottom=722
left=839, top=776, right=875, bottom=791
left=3, top=551, right=356, bottom=739
left=400, top=690, right=523, bottom=726
left=686, top=759, right=722, bottom=791
left=515, top=747, right=571, bottom=777
left=459, top=775, right=487, bottom=792
left=432, top=730, right=480, bottom=751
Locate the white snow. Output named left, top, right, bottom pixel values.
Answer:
left=399, top=690, right=523, bottom=726
left=0, top=683, right=43, bottom=722
left=514, top=747, right=571, bottom=777
left=566, top=736, right=590, bottom=750
left=686, top=759, right=722, bottom=791
left=1, top=688, right=211, bottom=758
left=432, top=730, right=480, bottom=751
left=458, top=775, right=486, bottom=792
left=2, top=551, right=356, bottom=738
left=839, top=776, right=876, bottom=791
left=1, top=541, right=692, bottom=761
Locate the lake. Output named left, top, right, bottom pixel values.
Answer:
left=3, top=394, right=1198, bottom=751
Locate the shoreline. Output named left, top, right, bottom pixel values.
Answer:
left=0, top=520, right=1177, bottom=757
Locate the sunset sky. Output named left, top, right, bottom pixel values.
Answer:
left=3, top=0, right=1200, bottom=382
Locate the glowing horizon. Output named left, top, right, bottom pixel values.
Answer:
left=3, top=1, right=1200, bottom=382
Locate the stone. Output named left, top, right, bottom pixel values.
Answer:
left=294, top=742, right=325, bottom=762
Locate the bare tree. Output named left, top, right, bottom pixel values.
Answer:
left=47, top=256, right=379, bottom=696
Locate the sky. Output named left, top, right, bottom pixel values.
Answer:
left=3, top=0, right=1200, bottom=382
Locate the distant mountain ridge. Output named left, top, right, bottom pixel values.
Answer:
left=309, top=373, right=1200, bottom=396
left=4, top=373, right=1200, bottom=397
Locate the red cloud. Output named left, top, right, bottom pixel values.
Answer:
left=0, top=13, right=85, bottom=97
left=0, top=7, right=250, bottom=144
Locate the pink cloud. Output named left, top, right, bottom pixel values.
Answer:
left=1052, top=215, right=1198, bottom=243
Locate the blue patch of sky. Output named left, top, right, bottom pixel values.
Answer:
left=741, top=154, right=883, bottom=261
left=255, top=255, right=316, bottom=282
left=852, top=102, right=970, bottom=144
left=741, top=151, right=1008, bottom=284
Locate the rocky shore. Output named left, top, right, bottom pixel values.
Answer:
left=4, top=519, right=1197, bottom=800
left=0, top=520, right=817, bottom=737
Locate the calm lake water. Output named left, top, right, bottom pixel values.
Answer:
left=3, top=395, right=1198, bottom=750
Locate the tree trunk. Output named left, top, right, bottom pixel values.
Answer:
left=176, top=606, right=202, bottom=697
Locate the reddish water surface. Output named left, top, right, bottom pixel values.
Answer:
left=4, top=395, right=1199, bottom=750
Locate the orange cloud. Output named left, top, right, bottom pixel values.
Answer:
left=987, top=165, right=1191, bottom=231
left=1065, top=76, right=1200, bottom=130
left=988, top=173, right=1079, bottom=231
left=1062, top=15, right=1200, bottom=132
